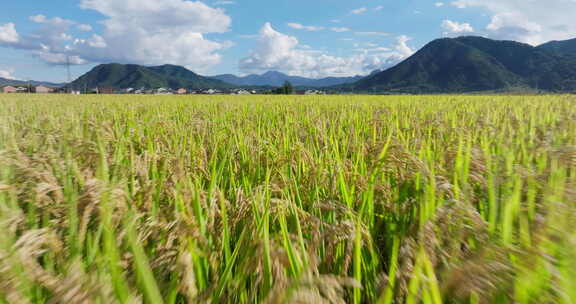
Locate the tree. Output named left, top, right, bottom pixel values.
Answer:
left=268, top=81, right=294, bottom=95
left=283, top=81, right=294, bottom=95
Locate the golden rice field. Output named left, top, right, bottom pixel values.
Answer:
left=0, top=94, right=575, bottom=304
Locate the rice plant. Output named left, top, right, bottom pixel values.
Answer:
left=0, top=94, right=575, bottom=303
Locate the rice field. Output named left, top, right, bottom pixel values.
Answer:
left=0, top=94, right=575, bottom=304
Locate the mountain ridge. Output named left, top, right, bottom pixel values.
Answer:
left=69, top=63, right=232, bottom=90
left=210, top=71, right=363, bottom=87
left=64, top=35, right=576, bottom=93
left=352, top=36, right=576, bottom=93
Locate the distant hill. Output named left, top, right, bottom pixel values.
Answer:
left=57, top=36, right=576, bottom=93
left=69, top=63, right=232, bottom=90
left=211, top=70, right=363, bottom=87
left=352, top=36, right=576, bottom=93
left=538, top=38, right=576, bottom=55
left=0, top=77, right=64, bottom=88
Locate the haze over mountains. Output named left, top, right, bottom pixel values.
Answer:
left=0, top=77, right=64, bottom=88
left=211, top=71, right=363, bottom=87
left=7, top=36, right=576, bottom=93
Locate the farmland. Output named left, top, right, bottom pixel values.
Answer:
left=0, top=94, right=575, bottom=303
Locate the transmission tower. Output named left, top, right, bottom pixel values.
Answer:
left=66, top=55, right=72, bottom=93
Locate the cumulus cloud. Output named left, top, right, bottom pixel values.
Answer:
left=0, top=67, right=17, bottom=80
left=287, top=23, right=324, bottom=31
left=239, top=23, right=415, bottom=78
left=0, top=16, right=83, bottom=65
left=441, top=20, right=474, bottom=34
left=451, top=0, right=576, bottom=45
left=0, top=1, right=233, bottom=71
left=435, top=2, right=445, bottom=7
left=0, top=23, right=19, bottom=43
left=69, top=0, right=232, bottom=70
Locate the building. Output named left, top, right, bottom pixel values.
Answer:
left=98, top=88, right=115, bottom=94
left=305, top=89, right=326, bottom=95
left=155, top=88, right=172, bottom=95
left=176, top=88, right=187, bottom=95
left=34, top=85, right=53, bottom=94
left=2, top=86, right=17, bottom=93
left=232, top=89, right=252, bottom=95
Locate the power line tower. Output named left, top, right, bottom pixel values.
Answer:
left=66, top=55, right=72, bottom=93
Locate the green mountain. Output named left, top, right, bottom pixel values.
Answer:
left=353, top=36, right=576, bottom=93
left=69, top=63, right=232, bottom=90
left=538, top=38, right=576, bottom=55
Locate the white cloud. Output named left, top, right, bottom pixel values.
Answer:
left=87, top=34, right=107, bottom=48
left=351, top=7, right=367, bottom=15
left=331, top=27, right=351, bottom=33
left=29, top=15, right=76, bottom=27
left=0, top=1, right=233, bottom=69
left=79, top=0, right=230, bottom=33
left=36, top=49, right=87, bottom=65
left=0, top=23, right=19, bottom=43
left=394, top=35, right=415, bottom=58
left=72, top=0, right=232, bottom=70
left=239, top=23, right=415, bottom=78
left=451, top=1, right=467, bottom=9
left=0, top=67, right=17, bottom=80
left=435, top=2, right=445, bottom=7
left=77, top=24, right=93, bottom=31
left=287, top=23, right=324, bottom=31
left=0, top=15, right=87, bottom=65
left=441, top=20, right=475, bottom=34
left=375, top=6, right=385, bottom=11
left=451, top=0, right=576, bottom=45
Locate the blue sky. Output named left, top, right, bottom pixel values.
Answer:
left=1, top=0, right=575, bottom=82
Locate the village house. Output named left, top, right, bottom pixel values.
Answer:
left=232, top=89, right=252, bottom=95
left=2, top=86, right=17, bottom=93
left=16, top=87, right=29, bottom=93
left=98, top=88, right=115, bottom=94
left=155, top=87, right=172, bottom=95
left=304, top=89, right=326, bottom=95
left=33, top=85, right=53, bottom=94
left=176, top=88, right=187, bottom=95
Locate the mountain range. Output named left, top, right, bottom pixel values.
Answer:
left=68, top=64, right=363, bottom=90
left=211, top=71, right=363, bottom=87
left=0, top=77, right=64, bottom=88
left=57, top=36, right=576, bottom=93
